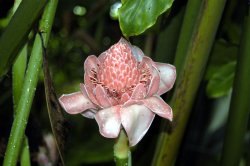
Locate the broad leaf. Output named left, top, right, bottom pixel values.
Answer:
left=118, top=0, right=174, bottom=37
left=206, top=61, right=236, bottom=98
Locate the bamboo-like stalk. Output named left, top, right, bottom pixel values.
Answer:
left=12, top=1, right=31, bottom=164
left=12, top=45, right=27, bottom=111
left=12, top=45, right=31, bottom=166
left=151, top=0, right=227, bottom=165
left=173, top=0, right=202, bottom=77
left=220, top=5, right=250, bottom=166
left=0, top=0, right=47, bottom=77
left=3, top=0, right=58, bottom=165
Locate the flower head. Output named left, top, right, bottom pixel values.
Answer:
left=59, top=38, right=176, bottom=146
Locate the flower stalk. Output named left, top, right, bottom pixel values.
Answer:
left=114, top=130, right=131, bottom=166
left=3, top=0, right=58, bottom=165
left=12, top=45, right=31, bottom=166
left=152, top=0, right=227, bottom=165
left=220, top=4, right=250, bottom=166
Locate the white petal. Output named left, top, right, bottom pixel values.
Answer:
left=81, top=109, right=97, bottom=119
left=95, top=106, right=121, bottom=138
left=155, top=62, right=176, bottom=95
left=59, top=91, right=97, bottom=115
left=131, top=46, right=144, bottom=62
left=121, top=104, right=155, bottom=146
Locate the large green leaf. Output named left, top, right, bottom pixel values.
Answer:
left=118, top=0, right=174, bottom=37
left=206, top=61, right=236, bottom=98
left=0, top=0, right=47, bottom=77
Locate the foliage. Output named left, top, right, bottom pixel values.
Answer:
left=118, top=0, right=174, bottom=37
left=0, top=0, right=250, bottom=166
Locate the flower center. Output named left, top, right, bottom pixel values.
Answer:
left=97, top=43, right=140, bottom=98
left=89, top=42, right=152, bottom=101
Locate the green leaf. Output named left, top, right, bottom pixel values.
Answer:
left=118, top=0, right=174, bottom=37
left=206, top=61, right=236, bottom=98
left=0, top=0, right=47, bottom=77
left=205, top=39, right=237, bottom=80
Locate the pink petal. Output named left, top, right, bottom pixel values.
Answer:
left=139, top=56, right=155, bottom=70
left=120, top=92, right=130, bottom=104
left=131, top=83, right=147, bottom=100
left=81, top=109, right=97, bottom=119
left=121, top=104, right=155, bottom=146
left=98, top=51, right=108, bottom=62
left=143, top=96, right=173, bottom=121
left=119, top=37, right=144, bottom=62
left=95, top=106, right=121, bottom=138
left=59, top=91, right=97, bottom=115
left=147, top=66, right=160, bottom=97
left=84, top=55, right=100, bottom=75
left=80, top=83, right=100, bottom=107
left=155, top=62, right=176, bottom=95
left=95, top=84, right=112, bottom=108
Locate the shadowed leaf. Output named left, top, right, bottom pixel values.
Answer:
left=40, top=33, right=67, bottom=166
left=206, top=61, right=236, bottom=98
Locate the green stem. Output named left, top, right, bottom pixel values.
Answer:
left=12, top=1, right=31, bottom=165
left=0, top=0, right=47, bottom=77
left=20, top=137, right=31, bottom=166
left=114, top=130, right=131, bottom=166
left=151, top=0, right=227, bottom=165
left=3, top=0, right=58, bottom=165
left=12, top=45, right=31, bottom=166
left=173, top=0, right=202, bottom=78
left=12, top=45, right=27, bottom=111
left=220, top=5, right=250, bottom=166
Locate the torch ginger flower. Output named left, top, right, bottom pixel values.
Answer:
left=59, top=38, right=176, bottom=146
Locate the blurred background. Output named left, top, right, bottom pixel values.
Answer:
left=0, top=0, right=249, bottom=165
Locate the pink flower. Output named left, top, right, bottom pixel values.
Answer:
left=59, top=38, right=176, bottom=146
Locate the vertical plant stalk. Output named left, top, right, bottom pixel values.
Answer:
left=20, top=138, right=31, bottom=166
left=152, top=0, right=227, bottom=165
left=114, top=130, right=131, bottom=166
left=3, top=0, right=58, bottom=165
left=0, top=0, right=47, bottom=77
left=12, top=45, right=31, bottom=166
left=12, top=45, right=27, bottom=111
left=173, top=0, right=202, bottom=77
left=12, top=2, right=30, bottom=165
left=220, top=5, right=250, bottom=166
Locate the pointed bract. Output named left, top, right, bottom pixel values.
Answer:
left=95, top=106, right=121, bottom=138
left=59, top=92, right=97, bottom=114
left=143, top=96, right=173, bottom=121
left=155, top=62, right=176, bottom=95
left=121, top=104, right=155, bottom=146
